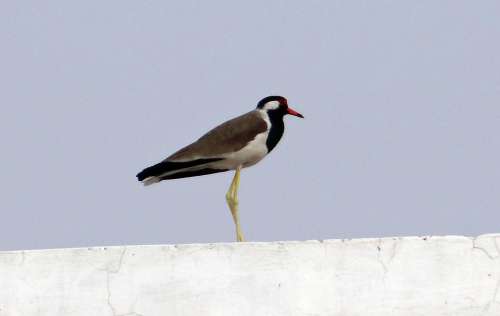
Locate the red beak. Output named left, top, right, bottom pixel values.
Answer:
left=286, top=107, right=304, bottom=118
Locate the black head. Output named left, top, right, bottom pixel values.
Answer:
left=256, top=96, right=304, bottom=118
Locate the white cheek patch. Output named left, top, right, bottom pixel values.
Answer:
left=263, top=101, right=280, bottom=111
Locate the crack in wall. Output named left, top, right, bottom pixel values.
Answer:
left=376, top=238, right=399, bottom=283
left=388, top=239, right=398, bottom=264
left=377, top=239, right=388, bottom=275
left=106, top=269, right=119, bottom=316
left=375, top=236, right=403, bottom=299
left=472, top=237, right=500, bottom=260
left=104, top=248, right=132, bottom=316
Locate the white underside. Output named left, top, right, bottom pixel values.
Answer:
left=213, top=130, right=269, bottom=170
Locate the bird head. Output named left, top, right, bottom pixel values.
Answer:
left=256, top=96, right=304, bottom=118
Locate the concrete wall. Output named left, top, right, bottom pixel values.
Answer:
left=1, top=234, right=499, bottom=316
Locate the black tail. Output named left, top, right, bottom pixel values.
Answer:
left=136, top=158, right=223, bottom=181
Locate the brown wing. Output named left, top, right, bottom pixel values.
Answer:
left=167, top=110, right=268, bottom=161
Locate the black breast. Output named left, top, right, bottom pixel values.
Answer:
left=266, top=110, right=285, bottom=153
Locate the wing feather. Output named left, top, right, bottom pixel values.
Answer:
left=136, top=158, right=222, bottom=181
left=167, top=110, right=268, bottom=161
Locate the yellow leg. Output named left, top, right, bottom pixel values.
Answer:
left=226, top=167, right=245, bottom=242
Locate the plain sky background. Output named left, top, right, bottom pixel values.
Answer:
left=1, top=1, right=499, bottom=251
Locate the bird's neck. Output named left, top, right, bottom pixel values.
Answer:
left=265, top=110, right=285, bottom=153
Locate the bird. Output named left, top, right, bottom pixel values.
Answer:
left=136, top=96, right=304, bottom=242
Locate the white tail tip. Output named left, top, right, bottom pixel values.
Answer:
left=142, top=177, right=160, bottom=186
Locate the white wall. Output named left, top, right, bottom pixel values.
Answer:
left=1, top=235, right=499, bottom=316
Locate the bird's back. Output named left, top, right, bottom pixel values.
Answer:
left=167, top=110, right=268, bottom=161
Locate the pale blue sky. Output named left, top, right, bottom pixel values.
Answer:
left=1, top=1, right=499, bottom=250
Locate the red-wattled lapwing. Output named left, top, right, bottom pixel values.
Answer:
left=136, top=96, right=303, bottom=242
